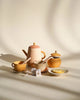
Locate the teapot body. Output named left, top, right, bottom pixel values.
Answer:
left=27, top=43, right=46, bottom=64
left=27, top=47, right=42, bottom=63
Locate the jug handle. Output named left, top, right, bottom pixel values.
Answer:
left=41, top=51, right=46, bottom=59
left=22, top=49, right=28, bottom=57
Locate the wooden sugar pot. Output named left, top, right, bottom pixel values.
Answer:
left=48, top=50, right=61, bottom=68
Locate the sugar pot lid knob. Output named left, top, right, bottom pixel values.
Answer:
left=33, top=42, right=36, bottom=45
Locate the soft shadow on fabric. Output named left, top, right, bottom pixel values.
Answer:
left=0, top=54, right=24, bottom=63
left=0, top=71, right=80, bottom=97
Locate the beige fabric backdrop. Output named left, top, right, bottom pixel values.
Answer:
left=0, top=0, right=80, bottom=100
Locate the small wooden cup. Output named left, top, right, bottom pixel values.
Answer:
left=11, top=61, right=27, bottom=72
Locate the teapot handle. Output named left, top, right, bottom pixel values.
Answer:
left=22, top=49, right=28, bottom=58
left=41, top=51, right=46, bottom=59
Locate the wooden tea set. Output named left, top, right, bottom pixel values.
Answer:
left=11, top=43, right=68, bottom=76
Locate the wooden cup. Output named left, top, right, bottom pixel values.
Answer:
left=12, top=61, right=27, bottom=72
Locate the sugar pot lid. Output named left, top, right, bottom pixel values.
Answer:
left=51, top=50, right=61, bottom=57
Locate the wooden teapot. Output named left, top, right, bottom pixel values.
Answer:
left=48, top=50, right=61, bottom=68
left=22, top=43, right=46, bottom=66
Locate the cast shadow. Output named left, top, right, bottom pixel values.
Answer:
left=0, top=54, right=24, bottom=63
left=0, top=66, right=13, bottom=73
left=0, top=96, right=11, bottom=100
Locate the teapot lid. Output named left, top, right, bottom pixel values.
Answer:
left=51, top=50, right=61, bottom=57
left=29, top=43, right=40, bottom=48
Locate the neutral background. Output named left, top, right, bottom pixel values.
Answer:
left=0, top=0, right=80, bottom=100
